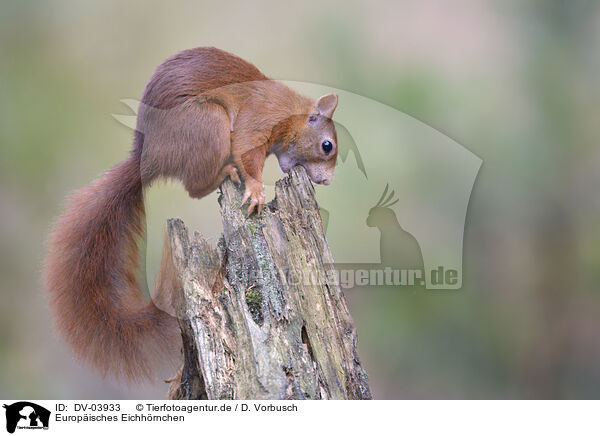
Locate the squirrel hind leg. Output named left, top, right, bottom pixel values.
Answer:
left=185, top=163, right=240, bottom=198
left=177, top=103, right=232, bottom=198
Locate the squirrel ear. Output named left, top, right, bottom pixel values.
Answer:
left=312, top=93, right=338, bottom=119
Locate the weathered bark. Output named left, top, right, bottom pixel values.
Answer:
left=167, top=166, right=371, bottom=400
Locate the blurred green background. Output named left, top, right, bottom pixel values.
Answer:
left=1, top=0, right=599, bottom=399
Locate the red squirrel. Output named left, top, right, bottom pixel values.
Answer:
left=43, top=47, right=339, bottom=381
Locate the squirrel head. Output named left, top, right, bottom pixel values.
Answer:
left=272, top=93, right=339, bottom=185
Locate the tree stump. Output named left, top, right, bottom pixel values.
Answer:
left=167, top=166, right=371, bottom=400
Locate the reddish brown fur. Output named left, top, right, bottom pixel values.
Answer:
left=44, top=147, right=181, bottom=381
left=44, top=47, right=339, bottom=381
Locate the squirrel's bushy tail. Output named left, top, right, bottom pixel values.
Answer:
left=43, top=150, right=180, bottom=381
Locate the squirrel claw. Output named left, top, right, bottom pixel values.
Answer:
left=247, top=199, right=258, bottom=215
left=242, top=185, right=265, bottom=215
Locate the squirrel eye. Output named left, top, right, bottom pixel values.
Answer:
left=322, top=140, right=333, bottom=154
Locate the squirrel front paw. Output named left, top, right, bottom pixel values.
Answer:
left=242, top=181, right=266, bottom=215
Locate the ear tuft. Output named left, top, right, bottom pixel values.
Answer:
left=313, top=93, right=338, bottom=119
